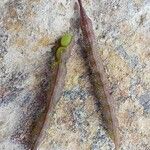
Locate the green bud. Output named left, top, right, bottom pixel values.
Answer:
left=61, top=34, right=72, bottom=47
left=56, top=47, right=66, bottom=62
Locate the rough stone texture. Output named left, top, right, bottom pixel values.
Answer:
left=0, top=0, right=150, bottom=150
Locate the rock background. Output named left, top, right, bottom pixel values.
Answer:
left=0, top=0, right=150, bottom=150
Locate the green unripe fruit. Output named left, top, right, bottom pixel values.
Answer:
left=61, top=34, right=72, bottom=47
left=56, top=47, right=66, bottom=62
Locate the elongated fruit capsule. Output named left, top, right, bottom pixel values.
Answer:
left=77, top=0, right=120, bottom=149
left=33, top=36, right=73, bottom=150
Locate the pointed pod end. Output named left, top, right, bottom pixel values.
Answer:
left=108, top=130, right=120, bottom=150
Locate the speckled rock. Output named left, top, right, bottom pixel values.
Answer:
left=0, top=0, right=150, bottom=150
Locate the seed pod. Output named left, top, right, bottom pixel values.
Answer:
left=34, top=36, right=74, bottom=150
left=77, top=0, right=120, bottom=149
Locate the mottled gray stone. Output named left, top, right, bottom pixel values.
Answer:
left=63, top=85, right=89, bottom=101
left=0, top=0, right=150, bottom=150
left=139, top=92, right=150, bottom=114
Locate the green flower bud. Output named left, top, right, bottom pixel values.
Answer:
left=61, top=34, right=72, bottom=47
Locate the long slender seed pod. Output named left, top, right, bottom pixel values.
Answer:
left=77, top=0, right=120, bottom=149
left=33, top=37, right=74, bottom=150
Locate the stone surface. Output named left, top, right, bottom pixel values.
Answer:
left=0, top=0, right=150, bottom=150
